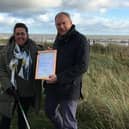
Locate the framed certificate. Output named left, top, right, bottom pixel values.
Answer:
left=35, top=50, right=57, bottom=80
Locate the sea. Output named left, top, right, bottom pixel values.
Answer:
left=0, top=33, right=129, bottom=46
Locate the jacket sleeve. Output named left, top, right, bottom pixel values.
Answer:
left=57, top=36, right=90, bottom=84
left=0, top=51, right=12, bottom=92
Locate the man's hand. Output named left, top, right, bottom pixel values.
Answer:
left=46, top=74, right=57, bottom=84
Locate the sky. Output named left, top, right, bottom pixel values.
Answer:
left=0, top=0, right=129, bottom=35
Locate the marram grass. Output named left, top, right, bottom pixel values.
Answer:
left=4, top=43, right=129, bottom=129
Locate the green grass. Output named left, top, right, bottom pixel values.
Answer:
left=79, top=44, right=129, bottom=129
left=0, top=38, right=7, bottom=45
left=2, top=43, right=129, bottom=129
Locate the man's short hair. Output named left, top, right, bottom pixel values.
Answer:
left=55, top=12, right=72, bottom=21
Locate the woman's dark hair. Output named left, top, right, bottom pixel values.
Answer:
left=13, top=23, right=28, bottom=33
left=8, top=23, right=29, bottom=44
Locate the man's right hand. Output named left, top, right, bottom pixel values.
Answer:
left=46, top=74, right=57, bottom=84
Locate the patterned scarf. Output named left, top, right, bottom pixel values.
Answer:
left=9, top=44, right=32, bottom=89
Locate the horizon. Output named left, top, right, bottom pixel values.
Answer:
left=0, top=32, right=129, bottom=36
left=1, top=33, right=129, bottom=43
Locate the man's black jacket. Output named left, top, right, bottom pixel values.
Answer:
left=44, top=25, right=89, bottom=100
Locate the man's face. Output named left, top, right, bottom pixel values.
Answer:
left=14, top=27, right=28, bottom=46
left=55, top=14, right=72, bottom=36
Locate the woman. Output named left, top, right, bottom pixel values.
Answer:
left=0, top=23, right=42, bottom=129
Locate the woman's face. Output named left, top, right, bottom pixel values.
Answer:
left=14, top=27, right=28, bottom=46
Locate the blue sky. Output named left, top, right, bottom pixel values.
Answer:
left=0, top=0, right=129, bottom=35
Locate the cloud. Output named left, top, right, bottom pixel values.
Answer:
left=67, top=11, right=129, bottom=34
left=34, top=0, right=62, bottom=7
left=36, top=12, right=55, bottom=22
left=0, top=0, right=62, bottom=12
left=1, top=0, right=129, bottom=13
left=0, top=0, right=129, bottom=34
left=62, top=0, right=129, bottom=13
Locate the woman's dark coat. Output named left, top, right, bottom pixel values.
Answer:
left=0, top=39, right=42, bottom=117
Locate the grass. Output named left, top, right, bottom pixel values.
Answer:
left=1, top=43, right=129, bottom=129
left=79, top=44, right=129, bottom=129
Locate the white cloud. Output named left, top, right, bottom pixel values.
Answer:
left=116, top=0, right=129, bottom=7
left=68, top=13, right=129, bottom=34
left=99, top=8, right=107, bottom=14
left=0, top=0, right=62, bottom=12
left=103, top=18, right=129, bottom=29
left=0, top=14, right=15, bottom=25
left=0, top=0, right=129, bottom=34
left=1, top=0, right=129, bottom=13
left=62, top=0, right=129, bottom=13
left=0, top=0, right=129, bottom=13
left=86, top=0, right=111, bottom=10
left=31, top=0, right=62, bottom=8
left=0, top=13, right=34, bottom=26
left=72, top=13, right=82, bottom=25
left=0, top=15, right=4, bottom=22
left=37, top=14, right=50, bottom=22
left=36, top=12, right=55, bottom=22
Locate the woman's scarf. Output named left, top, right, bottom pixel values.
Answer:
left=9, top=44, right=32, bottom=89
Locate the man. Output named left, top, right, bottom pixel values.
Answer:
left=43, top=12, right=89, bottom=129
left=0, top=23, right=42, bottom=129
